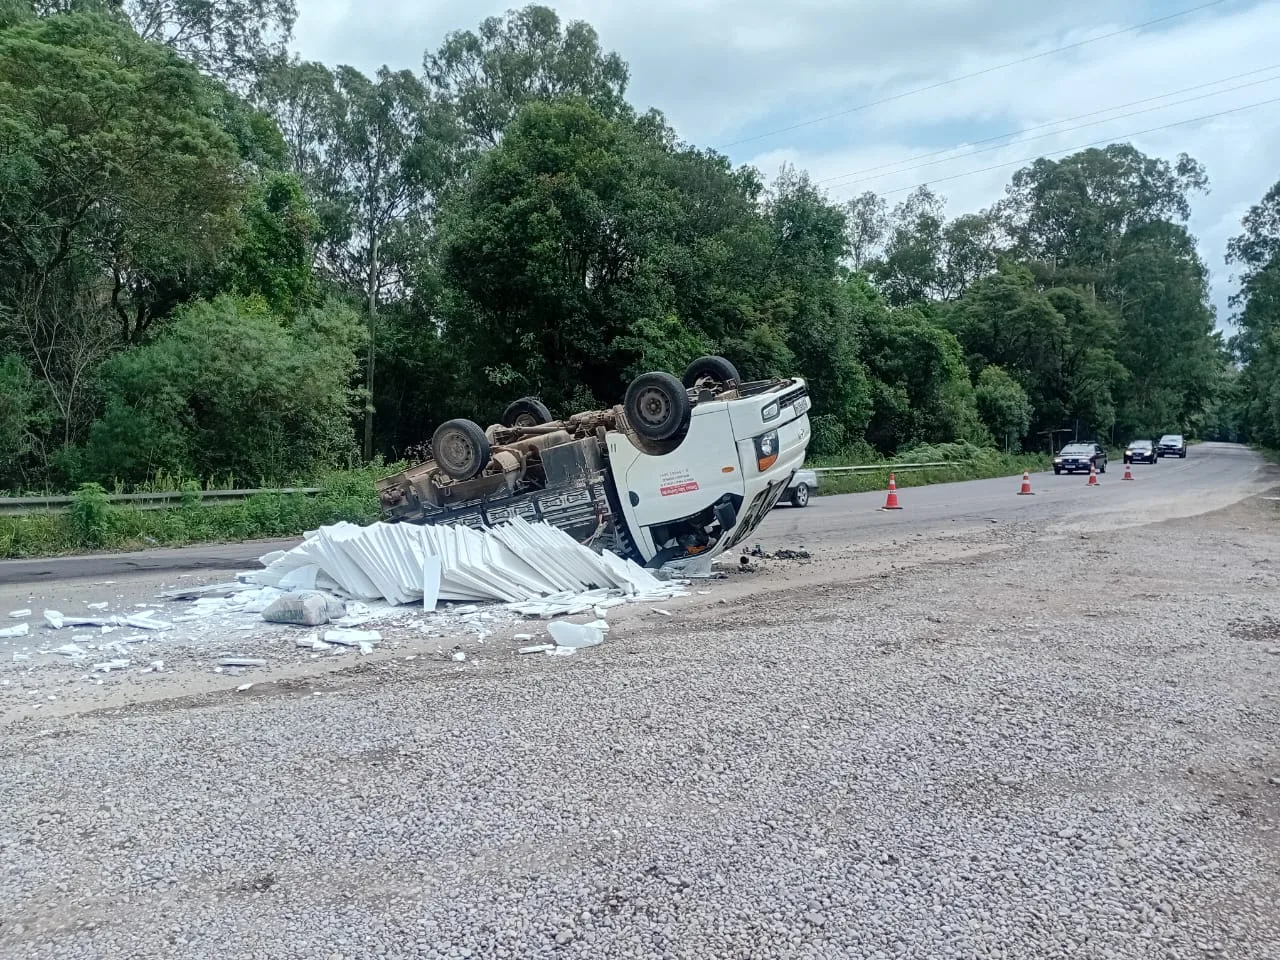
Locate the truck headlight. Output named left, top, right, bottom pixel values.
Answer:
left=755, top=430, right=778, bottom=471
left=761, top=401, right=780, bottom=422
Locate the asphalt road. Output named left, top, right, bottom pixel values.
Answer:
left=760, top=441, right=1275, bottom=549
left=0, top=442, right=1271, bottom=583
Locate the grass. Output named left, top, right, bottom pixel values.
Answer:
left=807, top=441, right=1051, bottom=496
left=0, top=465, right=392, bottom=560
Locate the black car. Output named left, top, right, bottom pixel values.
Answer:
left=1124, top=439, right=1157, bottom=464
left=1157, top=434, right=1187, bottom=458
left=1053, top=442, right=1107, bottom=475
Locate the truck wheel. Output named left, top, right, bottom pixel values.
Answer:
left=500, top=397, right=553, bottom=428
left=431, top=419, right=491, bottom=481
left=625, top=371, right=691, bottom=442
left=682, top=355, right=740, bottom=389
left=790, top=482, right=810, bottom=508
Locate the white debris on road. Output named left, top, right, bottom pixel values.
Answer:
left=243, top=516, right=686, bottom=609
left=0, top=623, right=29, bottom=639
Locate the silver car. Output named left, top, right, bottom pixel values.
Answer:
left=783, top=468, right=818, bottom=508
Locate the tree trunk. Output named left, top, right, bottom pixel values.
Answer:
left=363, top=231, right=379, bottom=461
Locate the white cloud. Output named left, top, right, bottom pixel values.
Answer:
left=291, top=0, right=1280, bottom=327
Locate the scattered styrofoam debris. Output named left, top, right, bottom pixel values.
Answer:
left=218, top=657, right=267, bottom=668
left=51, top=644, right=86, bottom=658
left=92, top=659, right=130, bottom=673
left=159, top=582, right=243, bottom=601
left=519, top=644, right=555, bottom=654
left=548, top=621, right=605, bottom=650
left=8, top=609, right=31, bottom=619
left=124, top=614, right=172, bottom=631
left=86, top=602, right=109, bottom=611
left=236, top=683, right=254, bottom=692
left=0, top=623, right=30, bottom=639
left=324, top=629, right=381, bottom=647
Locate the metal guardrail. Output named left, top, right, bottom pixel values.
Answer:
left=0, top=487, right=322, bottom=516
left=810, top=460, right=960, bottom=475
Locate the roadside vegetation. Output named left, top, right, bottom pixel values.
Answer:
left=810, top=442, right=1050, bottom=496
left=2, top=2, right=1277, bottom=547
left=0, top=468, right=392, bottom=559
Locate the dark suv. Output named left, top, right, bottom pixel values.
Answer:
left=1053, top=442, right=1107, bottom=475
left=1157, top=434, right=1187, bottom=458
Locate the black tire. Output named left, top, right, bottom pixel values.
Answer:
left=1053, top=467, right=1061, bottom=475
left=1181, top=450, right=1187, bottom=458
left=790, top=482, right=810, bottom=508
left=500, top=397, right=553, bottom=428
left=682, top=355, right=740, bottom=389
left=625, top=371, right=692, bottom=442
left=431, top=419, right=491, bottom=481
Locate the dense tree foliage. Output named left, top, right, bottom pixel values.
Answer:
left=0, top=2, right=1262, bottom=494
left=1226, top=183, right=1280, bottom=446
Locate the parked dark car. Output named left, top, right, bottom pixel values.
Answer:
left=1157, top=434, right=1187, bottom=458
left=1053, top=442, right=1107, bottom=475
left=1124, top=439, right=1157, bottom=464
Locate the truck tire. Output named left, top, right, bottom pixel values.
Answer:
left=501, top=397, right=553, bottom=428
left=625, top=371, right=691, bottom=442
left=432, top=419, right=491, bottom=481
left=682, top=355, right=740, bottom=389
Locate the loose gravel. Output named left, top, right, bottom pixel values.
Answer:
left=3, top=496, right=1280, bottom=959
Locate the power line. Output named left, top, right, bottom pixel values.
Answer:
left=823, top=69, right=1280, bottom=192
left=816, top=63, right=1280, bottom=188
left=719, top=0, right=1234, bottom=150
left=842, top=95, right=1280, bottom=201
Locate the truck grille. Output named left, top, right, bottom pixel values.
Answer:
left=777, top=384, right=808, bottom=409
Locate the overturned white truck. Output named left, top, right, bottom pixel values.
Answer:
left=375, top=356, right=812, bottom=567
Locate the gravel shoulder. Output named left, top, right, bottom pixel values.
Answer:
left=3, top=490, right=1280, bottom=958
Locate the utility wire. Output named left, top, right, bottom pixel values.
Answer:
left=822, top=68, right=1280, bottom=191
left=816, top=63, right=1280, bottom=187
left=720, top=0, right=1234, bottom=149
left=843, top=95, right=1280, bottom=201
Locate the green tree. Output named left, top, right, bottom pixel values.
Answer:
left=81, top=296, right=364, bottom=484
left=424, top=4, right=629, bottom=150
left=1227, top=181, right=1280, bottom=446
left=974, top=365, right=1033, bottom=448
left=946, top=267, right=1125, bottom=442
left=1110, top=222, right=1220, bottom=436
left=0, top=354, right=53, bottom=489
left=0, top=12, right=246, bottom=458
left=870, top=187, right=999, bottom=304
left=843, top=191, right=888, bottom=271
left=1000, top=143, right=1207, bottom=288
left=32, top=0, right=298, bottom=85
left=256, top=59, right=454, bottom=458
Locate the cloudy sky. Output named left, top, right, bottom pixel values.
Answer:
left=292, top=0, right=1280, bottom=329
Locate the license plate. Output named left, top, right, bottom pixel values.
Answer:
left=793, top=396, right=810, bottom=415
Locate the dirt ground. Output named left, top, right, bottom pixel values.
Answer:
left=3, top=467, right=1280, bottom=958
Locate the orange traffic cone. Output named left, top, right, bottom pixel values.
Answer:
left=1087, top=463, right=1100, bottom=487
left=882, top=472, right=902, bottom=510
left=1122, top=462, right=1134, bottom=481
left=1017, top=471, right=1034, bottom=495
